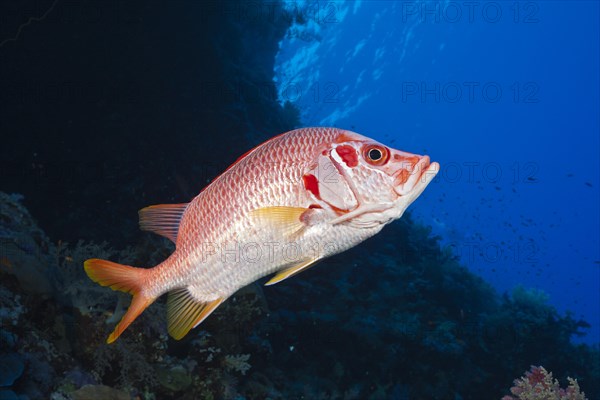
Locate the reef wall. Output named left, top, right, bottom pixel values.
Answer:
left=0, top=0, right=299, bottom=244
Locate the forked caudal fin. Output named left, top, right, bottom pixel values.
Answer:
left=84, top=259, right=156, bottom=343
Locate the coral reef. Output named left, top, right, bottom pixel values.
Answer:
left=1, top=191, right=598, bottom=399
left=70, top=385, right=130, bottom=400
left=223, top=354, right=251, bottom=376
left=0, top=192, right=53, bottom=295
left=502, top=366, right=587, bottom=400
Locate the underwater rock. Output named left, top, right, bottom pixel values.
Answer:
left=0, top=330, right=16, bottom=349
left=156, top=365, right=191, bottom=392
left=63, top=368, right=96, bottom=388
left=70, top=385, right=130, bottom=400
left=0, top=353, right=25, bottom=387
left=0, top=390, right=19, bottom=400
left=0, top=192, right=53, bottom=295
left=0, top=287, right=25, bottom=327
left=20, top=352, right=56, bottom=400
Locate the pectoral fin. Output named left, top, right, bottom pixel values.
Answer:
left=265, top=257, right=321, bottom=286
left=249, top=206, right=308, bottom=238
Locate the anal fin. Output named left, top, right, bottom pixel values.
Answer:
left=167, top=288, right=224, bottom=340
left=265, top=257, right=321, bottom=286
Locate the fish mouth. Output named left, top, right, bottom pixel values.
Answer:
left=393, top=155, right=438, bottom=196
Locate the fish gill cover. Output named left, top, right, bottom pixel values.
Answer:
left=0, top=1, right=598, bottom=400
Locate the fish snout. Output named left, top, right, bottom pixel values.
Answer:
left=393, top=155, right=435, bottom=196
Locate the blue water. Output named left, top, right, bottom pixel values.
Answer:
left=274, top=0, right=600, bottom=344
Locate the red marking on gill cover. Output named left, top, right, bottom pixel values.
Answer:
left=335, top=145, right=358, bottom=167
left=303, top=174, right=320, bottom=198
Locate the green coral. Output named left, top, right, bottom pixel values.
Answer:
left=157, top=365, right=191, bottom=392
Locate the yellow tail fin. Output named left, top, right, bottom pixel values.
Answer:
left=84, top=258, right=155, bottom=343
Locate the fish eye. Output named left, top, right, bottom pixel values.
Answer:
left=363, top=144, right=389, bottom=166
left=368, top=148, right=382, bottom=161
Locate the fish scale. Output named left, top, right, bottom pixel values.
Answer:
left=84, top=127, right=439, bottom=343
left=174, top=129, right=341, bottom=296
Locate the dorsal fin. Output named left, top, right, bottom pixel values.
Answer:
left=138, top=203, right=188, bottom=243
left=167, top=288, right=224, bottom=340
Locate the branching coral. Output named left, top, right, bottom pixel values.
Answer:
left=223, top=354, right=251, bottom=376
left=502, top=366, right=587, bottom=400
left=91, top=339, right=158, bottom=390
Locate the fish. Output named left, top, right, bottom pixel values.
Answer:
left=84, top=127, right=439, bottom=343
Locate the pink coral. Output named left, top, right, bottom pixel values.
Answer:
left=502, top=366, right=587, bottom=400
